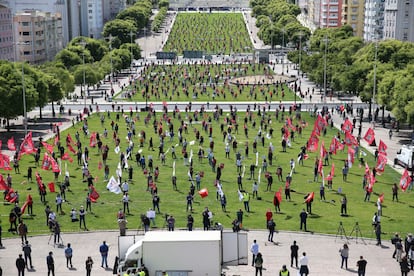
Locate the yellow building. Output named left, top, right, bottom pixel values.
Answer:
left=341, top=0, right=364, bottom=37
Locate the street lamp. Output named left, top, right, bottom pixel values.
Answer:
left=79, top=40, right=87, bottom=110
left=281, top=27, right=285, bottom=75
left=296, top=31, right=304, bottom=105
left=372, top=40, right=378, bottom=126
left=129, top=30, right=134, bottom=70
left=21, top=62, right=27, bottom=135
left=143, top=27, right=147, bottom=61
left=323, top=35, right=329, bottom=103
left=105, top=35, right=114, bottom=92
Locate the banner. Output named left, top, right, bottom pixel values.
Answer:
left=41, top=142, right=54, bottom=154
left=48, top=182, right=56, bottom=192
left=344, top=131, right=358, bottom=146
left=363, top=128, right=375, bottom=145
left=0, top=174, right=8, bottom=190
left=400, top=169, right=412, bottom=192
left=89, top=185, right=100, bottom=202
left=304, top=192, right=315, bottom=203
left=41, top=153, right=51, bottom=170
left=307, top=134, right=319, bottom=152
left=378, top=140, right=388, bottom=156
left=61, top=152, right=73, bottom=163
left=89, top=132, right=97, bottom=147
left=5, top=188, right=18, bottom=203
left=19, top=131, right=36, bottom=158
left=7, top=137, right=16, bottom=151
left=341, top=119, right=353, bottom=133
left=106, top=176, right=121, bottom=194
left=375, top=153, right=387, bottom=173
left=21, top=195, right=33, bottom=214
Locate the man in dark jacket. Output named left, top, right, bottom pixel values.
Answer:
left=16, top=254, right=25, bottom=276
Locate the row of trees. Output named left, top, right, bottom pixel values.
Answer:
left=250, top=0, right=310, bottom=48
left=286, top=25, right=414, bottom=125
left=0, top=0, right=162, bottom=125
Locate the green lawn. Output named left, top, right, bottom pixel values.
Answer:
left=2, top=110, right=411, bottom=241
left=163, top=13, right=253, bottom=55
left=119, top=63, right=298, bottom=102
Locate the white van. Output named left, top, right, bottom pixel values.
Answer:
left=394, top=145, right=414, bottom=170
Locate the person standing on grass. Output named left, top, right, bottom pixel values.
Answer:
left=392, top=183, right=399, bottom=202
left=79, top=206, right=87, bottom=230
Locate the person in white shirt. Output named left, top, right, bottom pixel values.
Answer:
left=122, top=181, right=129, bottom=194
left=250, top=239, right=259, bottom=266
left=146, top=208, right=156, bottom=226
left=299, top=252, right=309, bottom=276
left=122, top=193, right=130, bottom=214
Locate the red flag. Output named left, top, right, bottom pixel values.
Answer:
left=89, top=132, right=97, bottom=147
left=341, top=119, right=353, bottom=133
left=330, top=163, right=335, bottom=177
left=363, top=128, right=375, bottom=145
left=329, top=137, right=338, bottom=155
left=54, top=135, right=59, bottom=146
left=89, top=186, right=100, bottom=202
left=67, top=144, right=76, bottom=154
left=0, top=174, right=7, bottom=190
left=400, top=169, right=412, bottom=192
left=98, top=161, right=103, bottom=170
left=287, top=118, right=296, bottom=131
left=61, top=152, right=73, bottom=163
left=50, top=157, right=60, bottom=173
left=283, top=126, right=290, bottom=139
left=320, top=141, right=327, bottom=159
left=41, top=142, right=54, bottom=154
left=365, top=163, right=370, bottom=175
left=0, top=154, right=12, bottom=170
left=0, top=140, right=2, bottom=152
left=315, top=114, right=327, bottom=133
left=369, top=170, right=376, bottom=187
left=19, top=132, right=36, bottom=158
left=318, top=158, right=323, bottom=175
left=307, top=134, right=319, bottom=152
left=348, top=147, right=355, bottom=164
left=66, top=134, right=75, bottom=146
left=304, top=192, right=315, bottom=203
left=41, top=153, right=51, bottom=170
left=344, top=131, right=358, bottom=146
left=5, top=188, right=18, bottom=202
left=7, top=137, right=16, bottom=151
left=48, top=182, right=56, bottom=192
left=375, top=153, right=387, bottom=173
left=378, top=140, right=388, bottom=156
left=378, top=193, right=384, bottom=203
left=21, top=195, right=33, bottom=214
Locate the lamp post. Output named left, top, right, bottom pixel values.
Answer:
left=372, top=40, right=378, bottom=125
left=296, top=31, right=304, bottom=105
left=129, top=30, right=134, bottom=70
left=323, top=35, right=329, bottom=103
left=21, top=62, right=27, bottom=136
left=105, top=35, right=114, bottom=92
left=143, top=27, right=147, bottom=61
left=281, top=27, right=285, bottom=75
left=79, top=40, right=87, bottom=110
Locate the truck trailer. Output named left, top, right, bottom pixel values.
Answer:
left=118, top=230, right=247, bottom=276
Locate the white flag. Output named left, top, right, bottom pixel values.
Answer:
left=255, top=152, right=259, bottom=167
left=106, top=176, right=121, bottom=194
left=114, top=146, right=120, bottom=154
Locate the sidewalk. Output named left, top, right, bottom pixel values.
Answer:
left=0, top=229, right=401, bottom=276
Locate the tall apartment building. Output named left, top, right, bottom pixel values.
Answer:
left=384, top=0, right=414, bottom=42
left=14, top=11, right=63, bottom=64
left=80, top=0, right=126, bottom=39
left=341, top=0, right=364, bottom=37
left=364, top=0, right=385, bottom=41
left=320, top=0, right=342, bottom=28
left=0, top=0, right=14, bottom=61
left=9, top=0, right=79, bottom=46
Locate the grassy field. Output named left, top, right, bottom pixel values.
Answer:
left=2, top=109, right=411, bottom=241
left=163, top=13, right=253, bottom=54
left=119, top=63, right=298, bottom=102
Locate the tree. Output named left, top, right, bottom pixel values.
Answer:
left=0, top=61, right=38, bottom=128
left=120, top=43, right=142, bottom=60
left=116, top=5, right=151, bottom=30
left=158, top=0, right=169, bottom=9
left=41, top=63, right=75, bottom=98
left=54, top=49, right=82, bottom=69
left=103, top=19, right=137, bottom=45
left=69, top=37, right=109, bottom=62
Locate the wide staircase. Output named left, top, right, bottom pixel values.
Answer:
left=169, top=0, right=250, bottom=10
